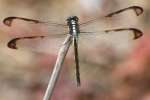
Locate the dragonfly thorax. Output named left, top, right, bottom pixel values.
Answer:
left=67, top=16, right=80, bottom=37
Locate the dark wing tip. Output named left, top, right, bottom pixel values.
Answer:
left=7, top=38, right=19, bottom=49
left=131, top=6, right=144, bottom=16
left=129, top=28, right=143, bottom=39
left=3, top=16, right=41, bottom=27
left=3, top=16, right=17, bottom=26
left=7, top=36, right=46, bottom=49
left=104, top=28, right=143, bottom=40
left=105, top=6, right=143, bottom=17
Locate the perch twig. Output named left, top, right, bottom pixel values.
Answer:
left=43, top=35, right=72, bottom=100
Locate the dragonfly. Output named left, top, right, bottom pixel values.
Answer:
left=3, top=6, right=144, bottom=86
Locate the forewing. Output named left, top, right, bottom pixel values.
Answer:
left=80, top=6, right=143, bottom=31
left=3, top=16, right=68, bottom=35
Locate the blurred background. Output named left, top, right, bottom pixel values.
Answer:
left=0, top=0, right=149, bottom=100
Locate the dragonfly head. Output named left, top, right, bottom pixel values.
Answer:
left=67, top=16, right=78, bottom=21
left=66, top=16, right=79, bottom=25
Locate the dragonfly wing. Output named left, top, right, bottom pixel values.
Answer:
left=105, top=6, right=143, bottom=17
left=3, top=16, right=68, bottom=35
left=80, top=28, right=143, bottom=40
left=79, top=28, right=143, bottom=52
left=80, top=6, right=143, bottom=31
left=7, top=33, right=69, bottom=54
